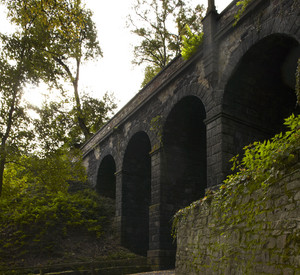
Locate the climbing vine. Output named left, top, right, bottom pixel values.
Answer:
left=173, top=32, right=300, bottom=271
left=173, top=113, right=300, bottom=272
left=216, top=114, right=299, bottom=270
left=234, top=0, right=253, bottom=25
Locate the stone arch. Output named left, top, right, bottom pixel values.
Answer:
left=96, top=155, right=116, bottom=199
left=222, top=33, right=299, bottom=172
left=162, top=82, right=215, bottom=119
left=123, top=124, right=153, bottom=151
left=160, top=95, right=207, bottom=261
left=121, top=131, right=152, bottom=256
left=219, top=7, right=300, bottom=91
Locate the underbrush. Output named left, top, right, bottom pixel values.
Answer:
left=0, top=185, right=115, bottom=268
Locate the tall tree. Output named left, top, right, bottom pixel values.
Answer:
left=0, top=0, right=110, bottom=196
left=2, top=0, right=103, bottom=140
left=128, top=0, right=204, bottom=86
left=0, top=24, right=41, bottom=196
left=32, top=92, right=117, bottom=152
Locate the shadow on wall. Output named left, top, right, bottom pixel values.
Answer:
left=122, top=131, right=151, bottom=256
left=223, top=33, right=300, bottom=171
left=160, top=95, right=207, bottom=265
left=97, top=155, right=116, bottom=199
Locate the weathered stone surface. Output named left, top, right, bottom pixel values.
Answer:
left=175, top=169, right=300, bottom=274
left=81, top=0, right=300, bottom=268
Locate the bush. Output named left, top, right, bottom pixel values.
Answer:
left=0, top=187, right=115, bottom=264
left=180, top=25, right=203, bottom=60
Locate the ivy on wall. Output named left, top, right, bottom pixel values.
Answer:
left=173, top=112, right=300, bottom=272
left=234, top=0, right=253, bottom=25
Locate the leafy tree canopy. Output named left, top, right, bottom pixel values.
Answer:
left=1, top=0, right=103, bottom=140
left=140, top=65, right=162, bottom=88
left=128, top=0, right=204, bottom=86
left=0, top=0, right=117, bottom=196
left=32, top=92, right=117, bottom=152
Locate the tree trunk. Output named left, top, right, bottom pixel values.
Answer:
left=73, top=58, right=91, bottom=140
left=0, top=144, right=6, bottom=197
left=0, top=91, right=17, bottom=197
left=0, top=51, right=23, bottom=197
left=0, top=89, right=18, bottom=197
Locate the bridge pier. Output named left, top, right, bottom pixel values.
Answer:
left=114, top=170, right=124, bottom=245
left=147, top=146, right=176, bottom=269
left=205, top=113, right=223, bottom=188
left=148, top=146, right=162, bottom=252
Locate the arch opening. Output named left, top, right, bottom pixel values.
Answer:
left=96, top=155, right=116, bottom=199
left=223, top=34, right=299, bottom=164
left=122, top=131, right=151, bottom=256
left=161, top=96, right=207, bottom=263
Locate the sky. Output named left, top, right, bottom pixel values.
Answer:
left=81, top=0, right=232, bottom=110
left=0, top=0, right=232, bottom=111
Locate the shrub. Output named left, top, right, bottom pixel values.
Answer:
left=0, top=186, right=115, bottom=264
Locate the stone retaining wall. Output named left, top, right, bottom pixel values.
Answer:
left=175, top=167, right=300, bottom=274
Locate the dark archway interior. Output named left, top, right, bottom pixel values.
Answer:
left=122, top=132, right=151, bottom=256
left=96, top=155, right=116, bottom=199
left=224, top=34, right=299, bottom=159
left=161, top=96, right=207, bottom=260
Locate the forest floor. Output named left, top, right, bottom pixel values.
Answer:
left=1, top=231, right=136, bottom=269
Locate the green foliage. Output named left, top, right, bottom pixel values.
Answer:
left=0, top=0, right=109, bottom=195
left=234, top=0, right=253, bottom=25
left=0, top=184, right=115, bottom=265
left=32, top=92, right=117, bottom=150
left=181, top=25, right=203, bottom=60
left=173, top=113, right=300, bottom=270
left=0, top=27, right=40, bottom=196
left=2, top=149, right=86, bottom=196
left=210, top=114, right=299, bottom=269
left=75, top=92, right=117, bottom=139
left=0, top=136, right=115, bottom=266
left=128, top=0, right=204, bottom=86
left=0, top=3, right=117, bottom=265
left=209, top=113, right=299, bottom=233
left=225, top=113, right=299, bottom=188
left=0, top=90, right=33, bottom=157
left=1, top=0, right=103, bottom=140
left=1, top=0, right=102, bottom=63
left=141, top=65, right=161, bottom=88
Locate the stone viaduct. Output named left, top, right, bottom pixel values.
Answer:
left=81, top=0, right=300, bottom=269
